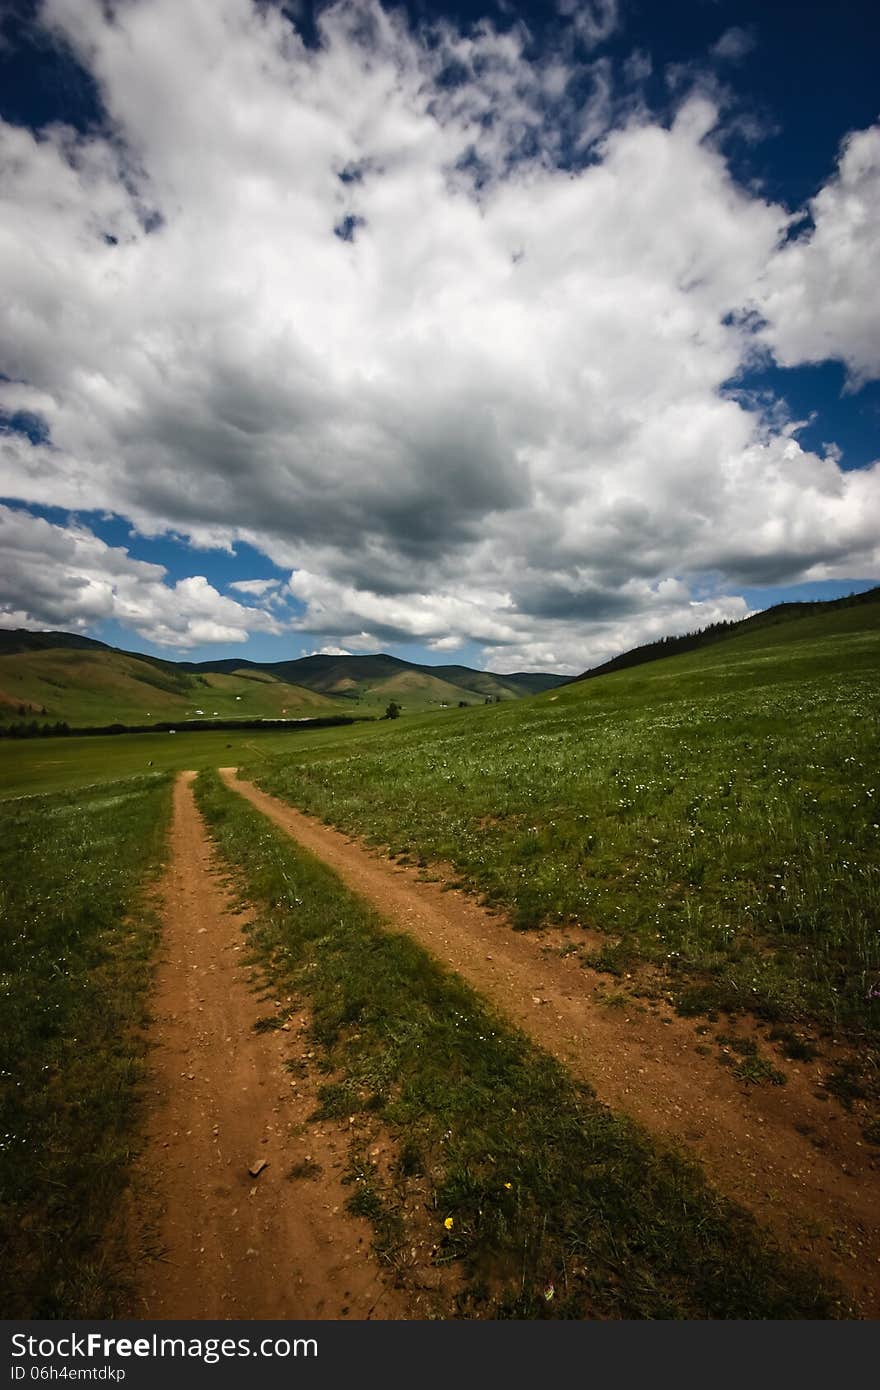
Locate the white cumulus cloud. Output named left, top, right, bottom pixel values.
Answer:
left=756, top=124, right=880, bottom=386
left=0, top=0, right=877, bottom=671
left=0, top=505, right=282, bottom=648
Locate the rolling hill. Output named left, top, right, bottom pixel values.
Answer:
left=569, top=585, right=880, bottom=684
left=0, top=636, right=337, bottom=728
left=0, top=630, right=566, bottom=726
left=177, top=651, right=566, bottom=708
left=7, top=586, right=872, bottom=727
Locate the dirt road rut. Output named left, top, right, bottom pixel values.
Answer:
left=221, top=768, right=880, bottom=1316
left=127, top=771, right=408, bottom=1319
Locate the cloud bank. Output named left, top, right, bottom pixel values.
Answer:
left=0, top=0, right=878, bottom=669
left=0, top=504, right=281, bottom=647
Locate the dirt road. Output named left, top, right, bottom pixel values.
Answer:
left=127, top=772, right=410, bottom=1319
left=221, top=768, right=880, bottom=1315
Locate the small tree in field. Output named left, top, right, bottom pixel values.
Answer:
left=383, top=700, right=402, bottom=720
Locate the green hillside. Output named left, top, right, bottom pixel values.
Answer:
left=0, top=630, right=113, bottom=658
left=572, top=585, right=880, bottom=683
left=245, top=594, right=880, bottom=1041
left=417, top=663, right=557, bottom=699
left=0, top=631, right=565, bottom=722
left=0, top=644, right=336, bottom=727
left=355, top=666, right=485, bottom=709
left=181, top=651, right=566, bottom=709
left=239, top=653, right=475, bottom=710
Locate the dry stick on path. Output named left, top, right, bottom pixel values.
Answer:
left=220, top=768, right=880, bottom=1317
left=127, top=771, right=411, bottom=1320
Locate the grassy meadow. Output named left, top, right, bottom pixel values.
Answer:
left=0, top=719, right=408, bottom=799
left=246, top=601, right=880, bottom=1041
left=195, top=769, right=843, bottom=1318
left=0, top=774, right=172, bottom=1317
left=0, top=594, right=876, bottom=1318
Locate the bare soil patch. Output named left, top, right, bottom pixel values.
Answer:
left=222, top=769, right=880, bottom=1316
left=126, top=771, right=411, bottom=1319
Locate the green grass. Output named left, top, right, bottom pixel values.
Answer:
left=0, top=774, right=172, bottom=1317
left=246, top=603, right=880, bottom=1039
left=0, top=642, right=525, bottom=727
left=714, top=1036, right=788, bottom=1087
left=0, top=647, right=336, bottom=728
left=0, top=721, right=414, bottom=799
left=195, top=769, right=844, bottom=1318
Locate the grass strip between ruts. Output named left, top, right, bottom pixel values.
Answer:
left=196, top=768, right=846, bottom=1319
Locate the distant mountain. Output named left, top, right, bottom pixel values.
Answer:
left=569, top=586, right=880, bottom=685
left=173, top=651, right=566, bottom=706
left=0, top=633, right=337, bottom=726
left=493, top=670, right=568, bottom=695
left=0, top=630, right=566, bottom=725
left=420, top=664, right=562, bottom=698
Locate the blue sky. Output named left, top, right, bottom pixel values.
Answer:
left=0, top=0, right=877, bottom=672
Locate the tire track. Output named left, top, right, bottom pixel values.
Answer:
left=221, top=767, right=880, bottom=1316
left=126, top=771, right=410, bottom=1320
